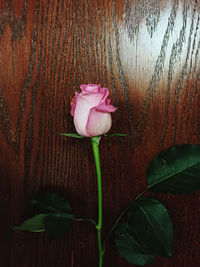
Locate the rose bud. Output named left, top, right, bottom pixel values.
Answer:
left=71, top=84, right=117, bottom=137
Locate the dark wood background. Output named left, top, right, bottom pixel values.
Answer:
left=0, top=0, right=200, bottom=266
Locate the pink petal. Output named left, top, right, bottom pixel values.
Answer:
left=79, top=92, right=103, bottom=107
left=70, top=92, right=79, bottom=116
left=99, top=87, right=109, bottom=105
left=96, top=103, right=117, bottom=113
left=80, top=84, right=100, bottom=93
left=86, top=107, right=112, bottom=136
left=105, top=98, right=111, bottom=105
left=73, top=95, right=92, bottom=137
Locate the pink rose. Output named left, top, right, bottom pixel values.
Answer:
left=71, top=84, right=117, bottom=137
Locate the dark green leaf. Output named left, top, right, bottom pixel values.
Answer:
left=115, top=222, right=155, bottom=265
left=13, top=214, right=45, bottom=232
left=30, top=192, right=73, bottom=215
left=59, top=133, right=85, bottom=138
left=29, top=192, right=74, bottom=239
left=44, top=213, right=73, bottom=240
left=115, top=198, right=173, bottom=265
left=147, top=144, right=200, bottom=194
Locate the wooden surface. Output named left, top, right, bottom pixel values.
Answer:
left=0, top=0, right=200, bottom=266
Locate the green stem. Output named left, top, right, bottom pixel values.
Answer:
left=91, top=137, right=103, bottom=267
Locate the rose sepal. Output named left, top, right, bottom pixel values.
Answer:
left=58, top=133, right=85, bottom=138
left=104, top=133, right=128, bottom=138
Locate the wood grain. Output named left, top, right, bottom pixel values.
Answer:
left=0, top=0, right=200, bottom=266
